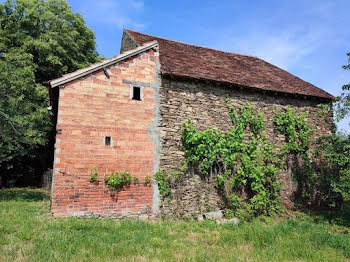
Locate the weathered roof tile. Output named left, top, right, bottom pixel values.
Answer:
left=125, top=29, right=334, bottom=100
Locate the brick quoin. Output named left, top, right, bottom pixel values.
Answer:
left=51, top=49, right=160, bottom=218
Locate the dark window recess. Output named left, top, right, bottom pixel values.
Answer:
left=105, top=136, right=111, bottom=145
left=132, top=86, right=141, bottom=100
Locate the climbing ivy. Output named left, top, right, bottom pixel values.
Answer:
left=158, top=103, right=340, bottom=216
left=154, top=169, right=172, bottom=199
left=273, top=107, right=314, bottom=202
left=182, top=101, right=282, bottom=216
left=273, top=108, right=313, bottom=155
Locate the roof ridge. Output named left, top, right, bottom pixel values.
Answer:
left=124, top=29, right=259, bottom=59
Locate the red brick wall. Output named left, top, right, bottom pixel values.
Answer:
left=51, top=49, right=159, bottom=218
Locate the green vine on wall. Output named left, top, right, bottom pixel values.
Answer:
left=273, top=107, right=314, bottom=202
left=273, top=108, right=313, bottom=155
left=181, top=101, right=282, bottom=216
left=104, top=171, right=132, bottom=190
left=88, top=168, right=151, bottom=190
left=154, top=169, right=172, bottom=199
left=154, top=165, right=185, bottom=200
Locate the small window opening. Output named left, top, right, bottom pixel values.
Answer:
left=132, top=86, right=141, bottom=101
left=105, top=136, right=111, bottom=145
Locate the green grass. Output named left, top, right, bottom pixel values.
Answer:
left=0, top=188, right=350, bottom=261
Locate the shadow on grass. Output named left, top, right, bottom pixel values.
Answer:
left=0, top=188, right=50, bottom=202
left=306, top=199, right=350, bottom=229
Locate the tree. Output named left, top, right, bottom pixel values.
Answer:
left=314, top=134, right=350, bottom=208
left=0, top=0, right=100, bottom=186
left=335, top=52, right=350, bottom=124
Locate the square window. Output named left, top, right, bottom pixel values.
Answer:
left=132, top=86, right=142, bottom=101
left=105, top=136, right=111, bottom=145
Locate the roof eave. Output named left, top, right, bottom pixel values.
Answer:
left=161, top=73, right=335, bottom=102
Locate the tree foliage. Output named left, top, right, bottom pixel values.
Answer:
left=335, top=52, right=350, bottom=124
left=0, top=0, right=100, bottom=184
left=0, top=50, right=49, bottom=171
left=0, top=0, right=100, bottom=85
left=314, top=134, right=350, bottom=207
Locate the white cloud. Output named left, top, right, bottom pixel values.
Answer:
left=218, top=28, right=323, bottom=70
left=75, top=0, right=146, bottom=29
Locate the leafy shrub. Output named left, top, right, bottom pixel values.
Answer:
left=228, top=194, right=243, bottom=212
left=104, top=171, right=132, bottom=190
left=314, top=134, right=350, bottom=207
left=273, top=107, right=350, bottom=208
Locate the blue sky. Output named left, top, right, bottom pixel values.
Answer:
left=32, top=1, right=350, bottom=131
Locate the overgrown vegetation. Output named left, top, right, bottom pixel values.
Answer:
left=1, top=188, right=350, bottom=262
left=154, top=169, right=172, bottom=199
left=273, top=109, right=350, bottom=208
left=104, top=171, right=132, bottom=190
left=153, top=51, right=350, bottom=217
left=314, top=134, right=350, bottom=207
left=181, top=102, right=282, bottom=216
left=88, top=168, right=151, bottom=190
left=273, top=107, right=315, bottom=203
left=154, top=101, right=350, bottom=218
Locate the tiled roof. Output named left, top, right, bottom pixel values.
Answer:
left=125, top=29, right=334, bottom=100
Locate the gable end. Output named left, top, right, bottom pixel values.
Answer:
left=120, top=30, right=139, bottom=53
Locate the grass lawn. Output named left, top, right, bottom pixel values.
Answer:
left=0, top=188, right=350, bottom=262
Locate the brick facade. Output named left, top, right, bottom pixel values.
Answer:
left=51, top=49, right=161, bottom=218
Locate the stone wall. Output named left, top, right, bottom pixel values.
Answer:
left=51, top=48, right=161, bottom=218
left=120, top=31, right=138, bottom=53
left=158, top=76, right=333, bottom=217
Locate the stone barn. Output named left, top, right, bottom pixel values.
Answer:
left=48, top=29, right=334, bottom=218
